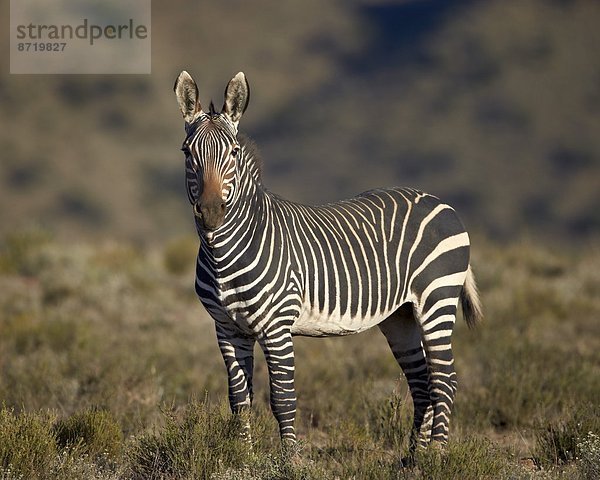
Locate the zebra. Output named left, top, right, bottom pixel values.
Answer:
left=173, top=70, right=483, bottom=458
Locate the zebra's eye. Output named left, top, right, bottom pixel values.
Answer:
left=231, top=146, right=240, bottom=158
left=181, top=146, right=191, bottom=156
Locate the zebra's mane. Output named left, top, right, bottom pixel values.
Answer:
left=208, top=101, right=218, bottom=116
left=238, top=133, right=263, bottom=184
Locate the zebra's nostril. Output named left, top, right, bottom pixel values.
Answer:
left=220, top=202, right=226, bottom=212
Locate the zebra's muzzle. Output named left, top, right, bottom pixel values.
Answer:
left=194, top=200, right=226, bottom=231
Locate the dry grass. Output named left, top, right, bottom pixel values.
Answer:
left=0, top=229, right=598, bottom=478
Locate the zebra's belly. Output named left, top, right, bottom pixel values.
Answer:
left=290, top=305, right=392, bottom=337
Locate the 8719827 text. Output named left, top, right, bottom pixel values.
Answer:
left=17, top=42, right=67, bottom=52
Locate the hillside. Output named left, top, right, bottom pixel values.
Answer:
left=0, top=0, right=598, bottom=243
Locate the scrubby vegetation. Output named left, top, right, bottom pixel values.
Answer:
left=0, top=230, right=598, bottom=478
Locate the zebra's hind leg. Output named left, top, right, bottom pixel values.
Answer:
left=414, top=288, right=461, bottom=447
left=378, top=304, right=432, bottom=461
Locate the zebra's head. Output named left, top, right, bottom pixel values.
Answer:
left=174, top=71, right=250, bottom=232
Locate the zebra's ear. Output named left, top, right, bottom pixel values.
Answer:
left=222, top=72, right=250, bottom=125
left=174, top=70, right=203, bottom=124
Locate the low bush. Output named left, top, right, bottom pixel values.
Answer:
left=127, top=400, right=253, bottom=479
left=534, top=404, right=600, bottom=469
left=408, top=437, right=505, bottom=480
left=54, top=408, right=123, bottom=459
left=577, top=431, right=600, bottom=480
left=0, top=407, right=57, bottom=479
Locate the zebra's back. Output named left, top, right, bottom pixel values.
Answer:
left=276, top=187, right=471, bottom=337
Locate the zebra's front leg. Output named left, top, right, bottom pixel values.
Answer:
left=216, top=323, right=255, bottom=443
left=258, top=328, right=297, bottom=444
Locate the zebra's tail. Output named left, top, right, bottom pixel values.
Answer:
left=461, top=265, right=483, bottom=329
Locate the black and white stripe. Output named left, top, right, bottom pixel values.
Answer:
left=174, top=71, right=483, bottom=455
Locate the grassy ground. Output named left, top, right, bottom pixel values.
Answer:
left=0, top=230, right=598, bottom=479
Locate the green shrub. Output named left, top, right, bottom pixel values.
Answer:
left=366, top=393, right=411, bottom=450
left=577, top=431, right=600, bottom=480
left=127, top=400, right=322, bottom=480
left=0, top=407, right=57, bottom=479
left=54, top=408, right=123, bottom=459
left=533, top=404, right=600, bottom=468
left=127, top=400, right=252, bottom=479
left=409, top=437, right=505, bottom=480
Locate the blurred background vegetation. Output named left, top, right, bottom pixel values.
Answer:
left=0, top=0, right=598, bottom=243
